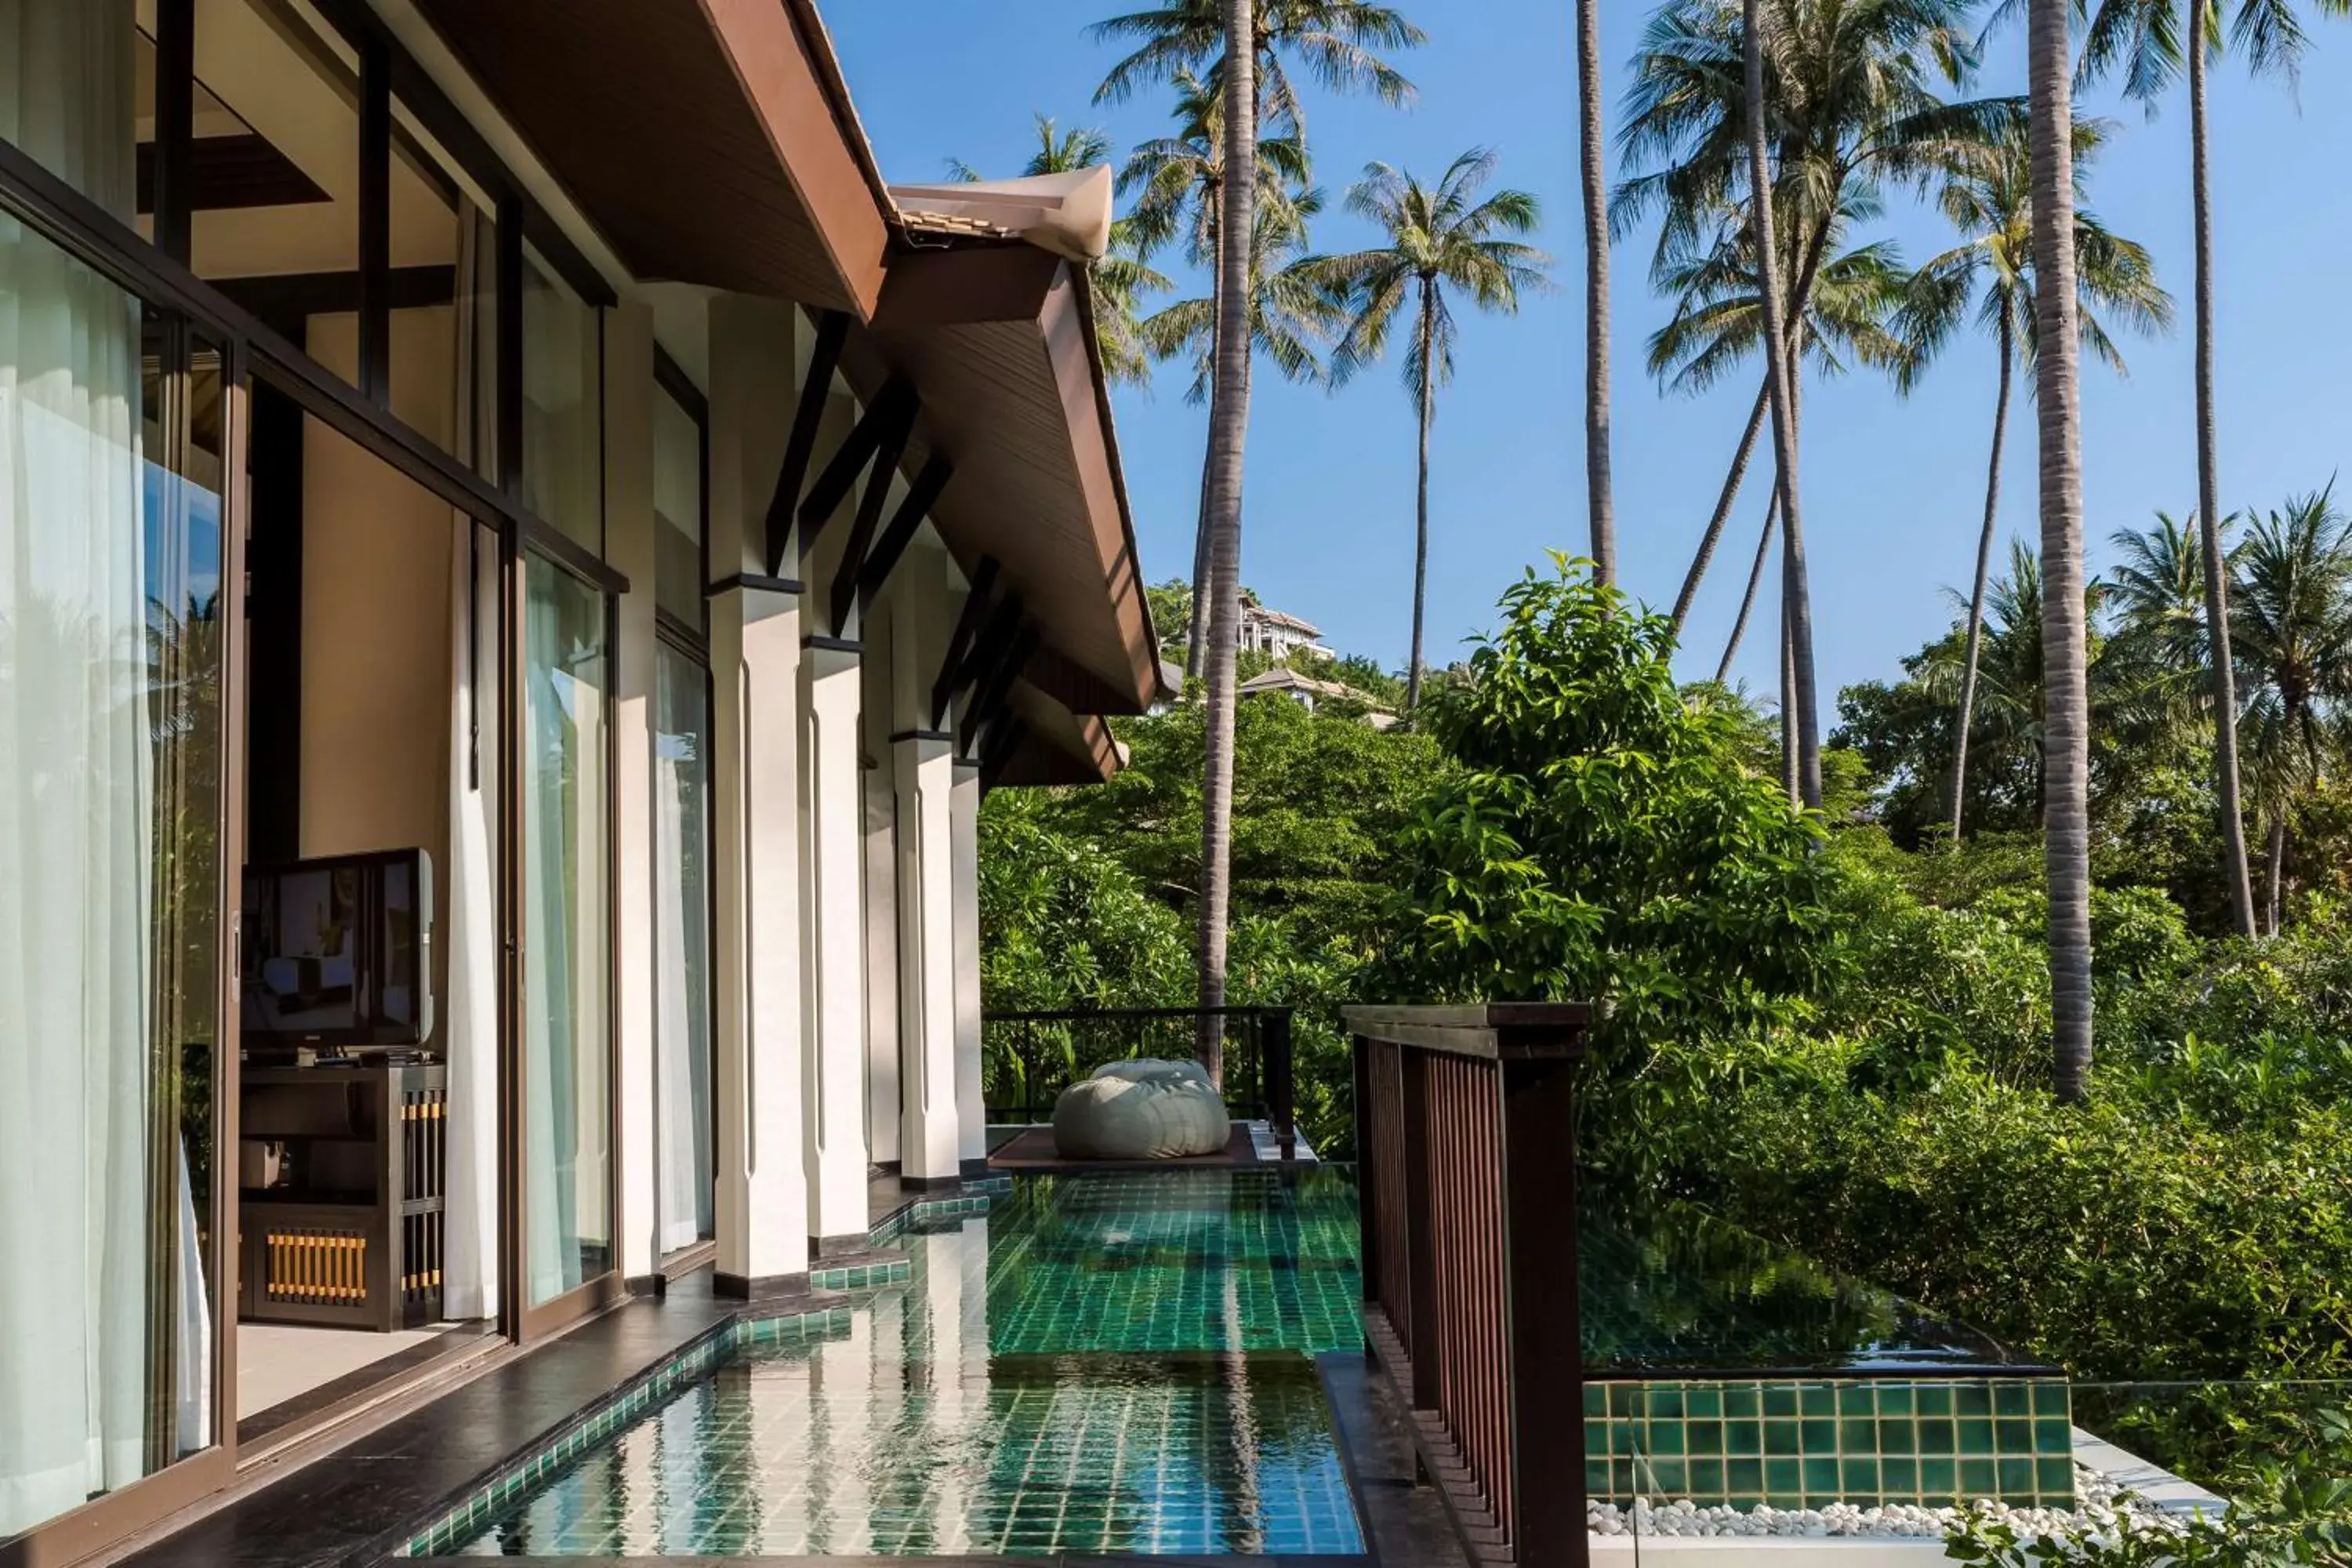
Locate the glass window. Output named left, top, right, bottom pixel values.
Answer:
left=2, top=0, right=147, bottom=221
left=652, top=643, right=714, bottom=1254
left=652, top=379, right=703, bottom=630
left=521, top=252, right=601, bottom=554
left=0, top=222, right=225, bottom=1538
left=521, top=554, right=612, bottom=1305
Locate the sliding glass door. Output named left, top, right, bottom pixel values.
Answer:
left=518, top=552, right=614, bottom=1312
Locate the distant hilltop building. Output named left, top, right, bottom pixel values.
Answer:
left=1239, top=666, right=1399, bottom=730
left=1238, top=593, right=1330, bottom=665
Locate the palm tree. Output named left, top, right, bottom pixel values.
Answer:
left=1740, top=0, right=1820, bottom=809
left=2107, top=510, right=2220, bottom=682
left=1092, top=0, right=1425, bottom=132
left=2230, top=487, right=2352, bottom=934
left=1577, top=0, right=1617, bottom=585
left=1312, top=151, right=1552, bottom=712
left=1651, top=203, right=1915, bottom=637
left=1120, top=74, right=1326, bottom=677
left=950, top=114, right=1174, bottom=388
left=1619, top=0, right=2011, bottom=811
left=2078, top=0, right=2347, bottom=942
left=1192, top=0, right=1260, bottom=1082
left=1900, top=119, right=2172, bottom=845
left=2028, top=0, right=2095, bottom=1100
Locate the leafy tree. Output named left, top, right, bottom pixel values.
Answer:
left=1379, top=557, right=1842, bottom=1051
left=1311, top=149, right=1552, bottom=713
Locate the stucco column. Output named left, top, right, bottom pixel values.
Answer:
left=950, top=760, right=985, bottom=1171
left=603, top=302, right=659, bottom=1282
left=800, top=639, right=873, bottom=1246
left=707, top=293, right=810, bottom=1293
left=894, top=731, right=960, bottom=1182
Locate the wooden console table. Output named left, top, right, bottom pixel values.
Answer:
left=238, top=1062, right=447, bottom=1331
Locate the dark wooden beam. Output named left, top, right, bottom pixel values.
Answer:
left=826, top=389, right=917, bottom=633
left=495, top=191, right=524, bottom=499
left=796, top=376, right=916, bottom=565
left=930, top=555, right=1000, bottom=729
left=358, top=35, right=393, bottom=405
left=964, top=624, right=1040, bottom=752
left=151, top=0, right=194, bottom=263
left=978, top=714, right=1028, bottom=789
left=763, top=310, right=848, bottom=577
left=212, top=267, right=458, bottom=336
left=856, top=455, right=952, bottom=613
left=945, top=593, right=1025, bottom=735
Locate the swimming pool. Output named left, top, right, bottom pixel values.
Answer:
left=425, top=1169, right=1367, bottom=1558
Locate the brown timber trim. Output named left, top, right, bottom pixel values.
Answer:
left=765, top=310, right=848, bottom=578
left=357, top=32, right=392, bottom=405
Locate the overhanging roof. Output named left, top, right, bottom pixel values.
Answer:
left=859, top=241, right=1161, bottom=717
left=409, top=0, right=891, bottom=314
left=995, top=696, right=1121, bottom=787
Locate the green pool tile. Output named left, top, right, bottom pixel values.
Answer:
left=1725, top=1384, right=1761, bottom=1418
left=1646, top=1385, right=1686, bottom=1419
left=1686, top=1387, right=1722, bottom=1418
left=1764, top=1418, right=1801, bottom=1456
left=1584, top=1383, right=1608, bottom=1417
left=1841, top=1457, right=1881, bottom=1495
left=2037, top=1457, right=2075, bottom=1496
left=1799, top=1383, right=1837, bottom=1417
left=1994, top=1382, right=2033, bottom=1417
left=1800, top=1417, right=1835, bottom=1453
left=1766, top=1457, right=1802, bottom=1496
left=1956, top=1384, right=1994, bottom=1417
left=1919, top=1417, right=1957, bottom=1454
left=1763, top=1384, right=1800, bottom=1418
left=2034, top=1381, right=2073, bottom=1418
left=1920, top=1457, right=1958, bottom=1498
left=1687, top=1419, right=1723, bottom=1456
left=1918, top=1383, right=1955, bottom=1417
left=1802, top=1457, right=1842, bottom=1498
left=1726, top=1419, right=1762, bottom=1457
left=1962, top=1457, right=2000, bottom=1497
left=1839, top=1417, right=1878, bottom=1454
left=1878, top=1384, right=1915, bottom=1416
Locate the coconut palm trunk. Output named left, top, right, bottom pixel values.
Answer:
left=1185, top=263, right=1222, bottom=684
left=2188, top=35, right=2260, bottom=940
left=1739, top=1, right=1823, bottom=809
left=1406, top=278, right=1438, bottom=710
left=1578, top=0, right=1616, bottom=583
left=2027, top=0, right=2095, bottom=1101
left=1718, top=488, right=1780, bottom=682
left=2264, top=814, right=2285, bottom=937
left=1674, top=376, right=1771, bottom=637
left=1196, top=0, right=1260, bottom=1081
left=1949, top=312, right=2016, bottom=844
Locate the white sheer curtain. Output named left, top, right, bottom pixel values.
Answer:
left=442, top=200, right=501, bottom=1321
left=0, top=0, right=154, bottom=1537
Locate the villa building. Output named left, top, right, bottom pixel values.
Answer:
left=1239, top=593, right=1330, bottom=663
left=0, top=2, right=1162, bottom=1560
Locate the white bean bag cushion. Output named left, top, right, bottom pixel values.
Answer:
left=1053, top=1058, right=1231, bottom=1159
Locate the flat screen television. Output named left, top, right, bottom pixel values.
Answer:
left=240, top=849, right=434, bottom=1050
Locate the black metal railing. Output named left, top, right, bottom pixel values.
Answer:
left=981, top=1005, right=1297, bottom=1158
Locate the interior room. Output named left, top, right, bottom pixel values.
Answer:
left=130, top=0, right=512, bottom=1442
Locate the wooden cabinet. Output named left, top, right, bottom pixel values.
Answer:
left=238, top=1063, right=447, bottom=1331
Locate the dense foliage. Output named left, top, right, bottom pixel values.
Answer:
left=1379, top=561, right=1841, bottom=1047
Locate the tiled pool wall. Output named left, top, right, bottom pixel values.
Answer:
left=397, top=1188, right=993, bottom=1559
left=1582, top=1376, right=2076, bottom=1511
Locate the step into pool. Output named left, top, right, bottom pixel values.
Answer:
left=423, top=1170, right=1367, bottom=1557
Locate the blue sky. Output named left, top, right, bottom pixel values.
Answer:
left=827, top=2, right=2352, bottom=707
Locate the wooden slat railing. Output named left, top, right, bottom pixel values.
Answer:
left=1345, top=1003, right=1591, bottom=1568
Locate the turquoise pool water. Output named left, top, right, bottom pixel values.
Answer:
left=440, top=1169, right=1367, bottom=1557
